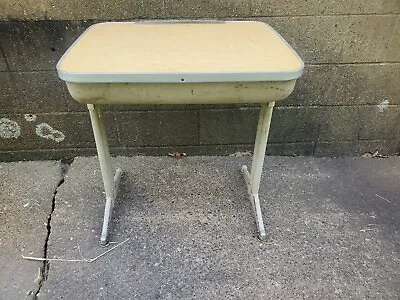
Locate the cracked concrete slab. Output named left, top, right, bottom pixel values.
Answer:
left=0, top=160, right=63, bottom=300
left=40, top=156, right=399, bottom=299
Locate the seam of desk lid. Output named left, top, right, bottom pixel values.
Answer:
left=57, top=21, right=304, bottom=83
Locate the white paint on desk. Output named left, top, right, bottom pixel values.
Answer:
left=377, top=99, right=389, bottom=113
left=24, top=114, right=37, bottom=122
left=35, top=123, right=65, bottom=143
left=0, top=118, right=21, bottom=139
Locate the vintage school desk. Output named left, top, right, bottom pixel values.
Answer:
left=57, top=21, right=304, bottom=246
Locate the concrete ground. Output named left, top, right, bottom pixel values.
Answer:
left=0, top=156, right=399, bottom=299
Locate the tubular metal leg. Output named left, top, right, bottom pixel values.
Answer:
left=241, top=102, right=275, bottom=240
left=87, top=104, right=122, bottom=246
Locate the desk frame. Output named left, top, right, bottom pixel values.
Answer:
left=87, top=101, right=275, bottom=246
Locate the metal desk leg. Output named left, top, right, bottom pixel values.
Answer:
left=241, top=102, right=275, bottom=240
left=87, top=104, right=123, bottom=246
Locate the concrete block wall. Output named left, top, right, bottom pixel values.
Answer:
left=0, top=1, right=399, bottom=161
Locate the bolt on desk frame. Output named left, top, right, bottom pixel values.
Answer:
left=56, top=21, right=304, bottom=246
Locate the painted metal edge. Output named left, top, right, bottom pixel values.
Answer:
left=58, top=70, right=303, bottom=83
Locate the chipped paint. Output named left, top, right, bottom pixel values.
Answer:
left=377, top=99, right=389, bottom=113
left=35, top=123, right=65, bottom=143
left=0, top=118, right=21, bottom=139
left=24, top=114, right=37, bottom=122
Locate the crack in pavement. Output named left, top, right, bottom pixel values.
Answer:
left=32, top=160, right=71, bottom=300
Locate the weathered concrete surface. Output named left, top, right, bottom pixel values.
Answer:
left=2, top=140, right=398, bottom=163
left=1, top=0, right=399, bottom=21
left=0, top=161, right=63, bottom=299
left=285, top=64, right=400, bottom=106
left=1, top=71, right=70, bottom=114
left=252, top=0, right=400, bottom=16
left=264, top=15, right=400, bottom=64
left=0, top=21, right=92, bottom=72
left=315, top=140, right=400, bottom=157
left=116, top=110, right=200, bottom=147
left=0, top=142, right=315, bottom=163
left=0, top=0, right=165, bottom=21
left=199, top=106, right=400, bottom=144
left=164, top=0, right=250, bottom=18
left=0, top=112, right=119, bottom=152
left=0, top=55, right=6, bottom=71
left=40, top=156, right=400, bottom=299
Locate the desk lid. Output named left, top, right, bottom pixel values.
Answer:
left=57, top=21, right=304, bottom=83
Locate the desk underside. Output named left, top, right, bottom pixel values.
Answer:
left=66, top=80, right=296, bottom=104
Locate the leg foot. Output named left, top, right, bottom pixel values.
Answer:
left=100, top=168, right=123, bottom=247
left=241, top=165, right=266, bottom=240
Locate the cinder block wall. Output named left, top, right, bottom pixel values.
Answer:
left=0, top=1, right=399, bottom=161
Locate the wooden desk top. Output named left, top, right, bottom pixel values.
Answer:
left=57, top=21, right=303, bottom=83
